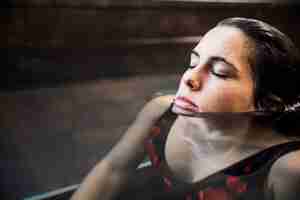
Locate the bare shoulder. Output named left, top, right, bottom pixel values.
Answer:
left=267, top=149, right=300, bottom=200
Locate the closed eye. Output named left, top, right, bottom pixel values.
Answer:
left=186, top=51, right=238, bottom=79
left=210, top=61, right=236, bottom=79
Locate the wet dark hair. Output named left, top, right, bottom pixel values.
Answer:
left=218, top=17, right=300, bottom=133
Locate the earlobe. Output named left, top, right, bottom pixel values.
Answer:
left=258, top=93, right=285, bottom=112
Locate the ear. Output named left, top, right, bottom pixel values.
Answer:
left=258, top=93, right=285, bottom=112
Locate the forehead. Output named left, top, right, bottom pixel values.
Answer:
left=193, top=26, right=252, bottom=71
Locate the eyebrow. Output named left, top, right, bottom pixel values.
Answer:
left=190, top=50, right=238, bottom=73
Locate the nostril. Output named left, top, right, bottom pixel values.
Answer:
left=186, top=79, right=194, bottom=88
left=186, top=79, right=201, bottom=91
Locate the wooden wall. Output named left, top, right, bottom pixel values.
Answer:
left=3, top=2, right=300, bottom=90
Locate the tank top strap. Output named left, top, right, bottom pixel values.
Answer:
left=221, top=140, right=300, bottom=177
left=263, top=140, right=300, bottom=168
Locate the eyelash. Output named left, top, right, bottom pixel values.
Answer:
left=187, top=64, right=230, bottom=79
left=187, top=65, right=196, bottom=69
left=210, top=68, right=229, bottom=79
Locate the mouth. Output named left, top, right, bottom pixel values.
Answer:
left=173, top=96, right=200, bottom=113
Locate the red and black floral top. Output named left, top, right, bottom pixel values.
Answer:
left=142, top=112, right=300, bottom=200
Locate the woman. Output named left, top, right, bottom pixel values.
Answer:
left=71, top=18, right=300, bottom=200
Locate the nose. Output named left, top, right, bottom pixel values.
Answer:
left=184, top=69, right=202, bottom=91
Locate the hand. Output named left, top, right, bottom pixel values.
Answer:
left=71, top=95, right=175, bottom=200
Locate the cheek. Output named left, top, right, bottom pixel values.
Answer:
left=202, top=83, right=254, bottom=112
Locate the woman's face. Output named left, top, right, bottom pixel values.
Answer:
left=173, top=26, right=255, bottom=115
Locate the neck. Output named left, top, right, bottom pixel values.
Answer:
left=166, top=114, right=288, bottom=183
left=178, top=113, right=289, bottom=152
left=181, top=114, right=251, bottom=143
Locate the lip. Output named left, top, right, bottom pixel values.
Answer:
left=174, top=96, right=200, bottom=112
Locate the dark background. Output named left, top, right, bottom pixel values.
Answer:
left=1, top=0, right=300, bottom=199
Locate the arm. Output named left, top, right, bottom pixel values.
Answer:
left=266, top=150, right=300, bottom=200
left=71, top=95, right=174, bottom=200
